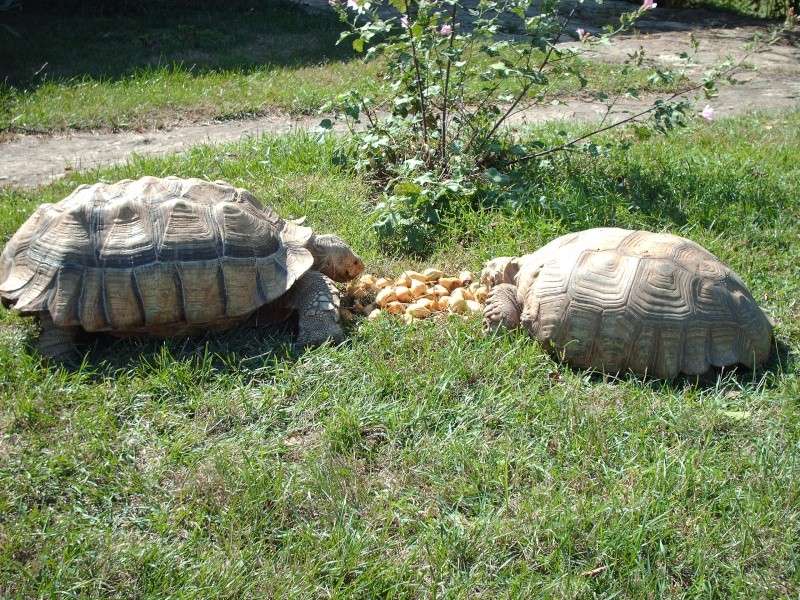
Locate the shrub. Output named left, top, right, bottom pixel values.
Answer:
left=322, top=0, right=759, bottom=252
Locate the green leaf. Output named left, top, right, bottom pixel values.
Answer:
left=485, top=168, right=510, bottom=185
left=402, top=158, right=424, bottom=170
left=632, top=125, right=652, bottom=140
left=394, top=181, right=423, bottom=196
left=721, top=410, right=751, bottom=420
left=388, top=0, right=407, bottom=12
left=352, top=38, right=365, bottom=53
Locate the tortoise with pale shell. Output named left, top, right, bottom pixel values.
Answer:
left=0, top=176, right=364, bottom=359
left=481, top=228, right=773, bottom=378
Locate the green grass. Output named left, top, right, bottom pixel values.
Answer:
left=0, top=3, right=682, bottom=133
left=1, top=112, right=799, bottom=597
left=0, top=3, right=381, bottom=132
left=690, top=0, right=789, bottom=19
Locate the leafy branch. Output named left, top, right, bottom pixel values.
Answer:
left=323, top=0, right=753, bottom=251
left=505, top=31, right=782, bottom=167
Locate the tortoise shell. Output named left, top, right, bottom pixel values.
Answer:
left=0, top=176, right=315, bottom=334
left=516, top=228, right=773, bottom=378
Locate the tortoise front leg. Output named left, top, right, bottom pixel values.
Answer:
left=483, top=283, right=522, bottom=332
left=37, top=313, right=80, bottom=362
left=288, top=271, right=345, bottom=349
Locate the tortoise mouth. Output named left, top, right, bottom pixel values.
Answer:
left=327, top=256, right=363, bottom=282
left=346, top=257, right=365, bottom=280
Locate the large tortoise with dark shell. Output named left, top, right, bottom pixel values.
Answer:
left=0, top=176, right=364, bottom=359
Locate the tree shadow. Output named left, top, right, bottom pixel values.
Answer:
left=613, top=162, right=692, bottom=226
left=562, top=0, right=780, bottom=34
left=3, top=0, right=781, bottom=90
left=1, top=2, right=356, bottom=89
left=508, top=137, right=791, bottom=234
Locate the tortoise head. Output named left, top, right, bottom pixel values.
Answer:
left=480, top=257, right=519, bottom=288
left=307, top=234, right=364, bottom=282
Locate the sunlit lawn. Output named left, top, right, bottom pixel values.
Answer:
left=0, top=111, right=798, bottom=597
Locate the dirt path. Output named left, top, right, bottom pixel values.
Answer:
left=1, top=1, right=798, bottom=188
left=0, top=113, right=327, bottom=188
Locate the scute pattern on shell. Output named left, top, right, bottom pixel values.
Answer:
left=0, top=176, right=315, bottom=333
left=517, top=228, right=772, bottom=378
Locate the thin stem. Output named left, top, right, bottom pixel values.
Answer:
left=364, top=101, right=377, bottom=128
left=505, top=60, right=747, bottom=167
left=439, top=3, right=458, bottom=162
left=467, top=7, right=575, bottom=155
left=405, top=8, right=429, bottom=148
left=597, top=94, right=620, bottom=128
left=506, top=104, right=662, bottom=166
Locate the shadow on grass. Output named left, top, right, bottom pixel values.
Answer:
left=81, top=328, right=295, bottom=375
left=566, top=337, right=796, bottom=393
left=37, top=310, right=365, bottom=381
left=3, top=0, right=780, bottom=90
left=500, top=132, right=794, bottom=235
left=17, top=310, right=794, bottom=394
left=1, top=2, right=355, bottom=88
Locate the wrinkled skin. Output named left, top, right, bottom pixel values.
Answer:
left=286, top=270, right=347, bottom=349
left=480, top=254, right=541, bottom=334
left=480, top=256, right=519, bottom=288
left=308, top=234, right=364, bottom=282
left=481, top=256, right=524, bottom=334
left=483, top=283, right=522, bottom=333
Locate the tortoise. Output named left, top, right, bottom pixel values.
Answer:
left=481, top=228, right=773, bottom=378
left=0, top=176, right=364, bottom=359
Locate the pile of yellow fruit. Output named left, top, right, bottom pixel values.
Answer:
left=342, top=268, right=490, bottom=324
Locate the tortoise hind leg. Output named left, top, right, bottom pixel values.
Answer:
left=37, top=314, right=80, bottom=362
left=287, top=271, right=345, bottom=349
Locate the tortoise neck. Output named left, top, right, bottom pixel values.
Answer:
left=307, top=234, right=331, bottom=273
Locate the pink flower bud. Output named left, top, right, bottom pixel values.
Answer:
left=439, top=24, right=453, bottom=36
left=700, top=105, right=715, bottom=121
left=401, top=15, right=409, bottom=28
left=642, top=0, right=657, bottom=9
